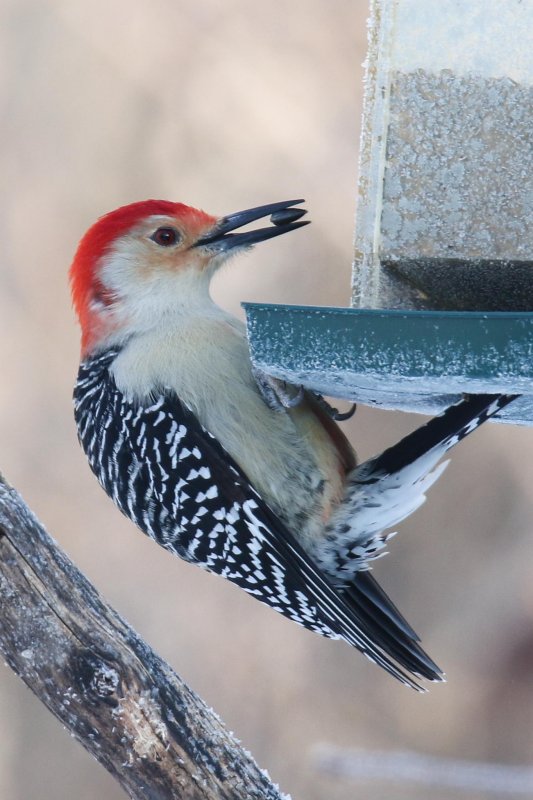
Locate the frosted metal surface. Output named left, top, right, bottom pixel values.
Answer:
left=244, top=304, right=533, bottom=425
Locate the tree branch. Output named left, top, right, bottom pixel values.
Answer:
left=314, top=745, right=533, bottom=795
left=0, top=472, right=288, bottom=800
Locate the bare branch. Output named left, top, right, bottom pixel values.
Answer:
left=315, top=745, right=533, bottom=795
left=0, top=472, right=289, bottom=800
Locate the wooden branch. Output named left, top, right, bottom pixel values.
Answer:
left=0, top=472, right=288, bottom=800
left=315, top=746, right=533, bottom=795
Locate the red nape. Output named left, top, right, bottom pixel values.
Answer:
left=69, top=199, right=214, bottom=353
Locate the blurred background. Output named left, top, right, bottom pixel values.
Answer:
left=1, top=1, right=533, bottom=798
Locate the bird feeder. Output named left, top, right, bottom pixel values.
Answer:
left=244, top=0, right=533, bottom=425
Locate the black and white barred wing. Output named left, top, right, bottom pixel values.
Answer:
left=135, top=395, right=441, bottom=689
left=74, top=351, right=440, bottom=689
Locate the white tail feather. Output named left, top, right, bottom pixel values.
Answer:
left=315, top=449, right=451, bottom=583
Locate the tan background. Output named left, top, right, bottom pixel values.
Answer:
left=1, top=2, right=533, bottom=798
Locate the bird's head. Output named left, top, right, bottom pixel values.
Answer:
left=69, top=198, right=308, bottom=356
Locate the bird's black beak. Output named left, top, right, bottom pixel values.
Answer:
left=195, top=199, right=309, bottom=251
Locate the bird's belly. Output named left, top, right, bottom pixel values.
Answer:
left=186, top=367, right=332, bottom=547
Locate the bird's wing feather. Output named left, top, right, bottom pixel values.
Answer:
left=74, top=349, right=442, bottom=688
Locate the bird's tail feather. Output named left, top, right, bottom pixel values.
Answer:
left=347, top=394, right=518, bottom=539
left=310, top=395, right=518, bottom=685
left=315, top=394, right=518, bottom=584
left=356, top=393, right=517, bottom=484
left=343, top=572, right=443, bottom=683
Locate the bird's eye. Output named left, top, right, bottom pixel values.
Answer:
left=150, top=227, right=180, bottom=247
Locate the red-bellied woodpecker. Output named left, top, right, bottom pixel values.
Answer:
left=70, top=199, right=516, bottom=690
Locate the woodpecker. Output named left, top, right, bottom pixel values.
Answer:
left=70, top=198, right=516, bottom=690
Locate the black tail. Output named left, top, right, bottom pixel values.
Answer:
left=339, top=394, right=519, bottom=684
left=343, top=572, right=442, bottom=684
left=357, top=394, right=518, bottom=483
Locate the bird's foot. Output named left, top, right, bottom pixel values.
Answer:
left=252, top=367, right=304, bottom=411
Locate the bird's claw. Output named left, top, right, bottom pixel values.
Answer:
left=313, top=393, right=357, bottom=422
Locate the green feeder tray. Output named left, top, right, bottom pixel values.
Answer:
left=243, top=304, right=533, bottom=425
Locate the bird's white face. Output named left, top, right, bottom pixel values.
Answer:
left=107, top=208, right=228, bottom=273
left=98, top=213, right=224, bottom=312
left=73, top=207, right=230, bottom=354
